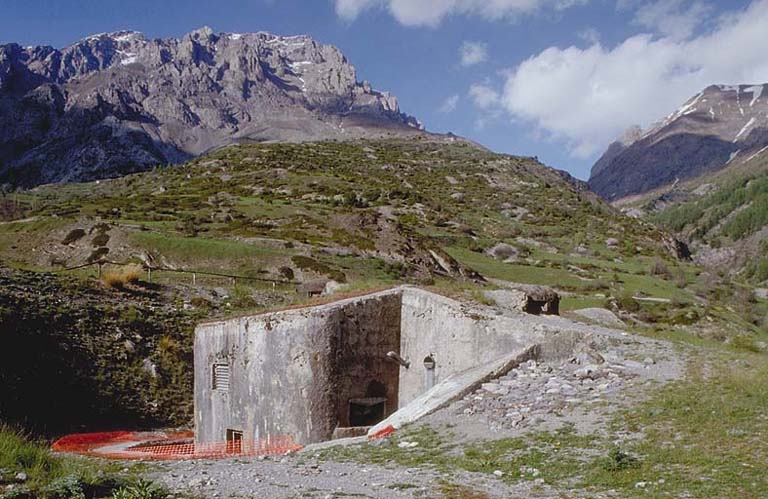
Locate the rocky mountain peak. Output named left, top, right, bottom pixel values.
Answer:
left=589, top=83, right=768, bottom=201
left=0, top=27, right=424, bottom=186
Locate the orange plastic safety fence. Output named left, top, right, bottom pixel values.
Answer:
left=52, top=432, right=302, bottom=460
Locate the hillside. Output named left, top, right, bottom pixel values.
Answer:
left=1, top=139, right=760, bottom=332
left=624, top=146, right=768, bottom=284
left=589, top=84, right=768, bottom=201
left=0, top=28, right=423, bottom=187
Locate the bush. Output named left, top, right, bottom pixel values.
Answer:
left=600, top=448, right=639, bottom=472
left=61, top=229, right=86, bottom=245
left=112, top=480, right=169, bottom=499
left=278, top=266, right=295, bottom=281
left=86, top=246, right=110, bottom=263
left=102, top=264, right=143, bottom=289
left=617, top=292, right=640, bottom=313
left=91, top=233, right=110, bottom=247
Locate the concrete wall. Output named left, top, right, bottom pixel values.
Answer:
left=194, top=290, right=402, bottom=446
left=397, top=288, right=588, bottom=406
left=398, top=288, right=533, bottom=406
left=333, top=294, right=401, bottom=427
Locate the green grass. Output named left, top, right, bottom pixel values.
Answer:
left=132, top=231, right=290, bottom=266
left=445, top=247, right=587, bottom=289
left=0, top=425, right=177, bottom=498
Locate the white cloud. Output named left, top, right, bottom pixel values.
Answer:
left=439, top=94, right=460, bottom=113
left=459, top=41, right=488, bottom=67
left=335, top=0, right=381, bottom=20
left=633, top=0, right=713, bottom=40
left=334, top=0, right=589, bottom=27
left=490, top=0, right=768, bottom=158
left=577, top=27, right=600, bottom=45
left=469, top=83, right=500, bottom=109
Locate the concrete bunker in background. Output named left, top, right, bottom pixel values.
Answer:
left=194, top=287, right=562, bottom=447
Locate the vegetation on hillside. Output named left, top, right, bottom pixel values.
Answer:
left=0, top=267, right=200, bottom=435
left=0, top=139, right=764, bottom=440
left=623, top=144, right=768, bottom=290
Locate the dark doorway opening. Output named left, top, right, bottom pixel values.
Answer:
left=348, top=397, right=387, bottom=427
left=226, top=429, right=243, bottom=454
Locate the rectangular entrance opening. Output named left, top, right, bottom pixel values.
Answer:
left=348, top=397, right=387, bottom=427
left=226, top=429, right=243, bottom=454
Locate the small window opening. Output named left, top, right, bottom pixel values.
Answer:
left=424, top=355, right=436, bottom=391
left=212, top=363, right=230, bottom=392
left=226, top=429, right=243, bottom=454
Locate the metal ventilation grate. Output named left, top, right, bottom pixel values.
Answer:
left=212, top=363, right=230, bottom=392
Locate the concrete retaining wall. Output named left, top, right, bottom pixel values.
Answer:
left=398, top=288, right=540, bottom=407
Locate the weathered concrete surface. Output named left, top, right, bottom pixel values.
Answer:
left=397, top=287, right=585, bottom=407
left=368, top=345, right=538, bottom=437
left=195, top=290, right=401, bottom=446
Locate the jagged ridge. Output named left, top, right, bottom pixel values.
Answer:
left=0, top=27, right=423, bottom=186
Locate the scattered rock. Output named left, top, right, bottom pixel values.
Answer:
left=574, top=364, right=603, bottom=380
left=572, top=308, right=625, bottom=327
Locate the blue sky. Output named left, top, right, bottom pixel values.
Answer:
left=2, top=0, right=766, bottom=179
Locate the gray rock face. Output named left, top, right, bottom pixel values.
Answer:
left=589, top=84, right=768, bottom=201
left=0, top=28, right=423, bottom=186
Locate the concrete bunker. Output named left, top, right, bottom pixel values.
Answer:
left=194, top=287, right=561, bottom=448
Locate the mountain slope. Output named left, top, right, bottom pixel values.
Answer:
left=0, top=27, right=422, bottom=187
left=632, top=146, right=768, bottom=283
left=589, top=84, right=768, bottom=201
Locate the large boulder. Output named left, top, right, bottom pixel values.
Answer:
left=483, top=284, right=560, bottom=315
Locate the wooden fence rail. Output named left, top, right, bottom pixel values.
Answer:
left=57, top=259, right=297, bottom=286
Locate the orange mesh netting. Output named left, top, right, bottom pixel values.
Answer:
left=52, top=431, right=302, bottom=460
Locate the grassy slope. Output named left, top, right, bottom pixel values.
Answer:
left=0, top=140, right=765, bottom=497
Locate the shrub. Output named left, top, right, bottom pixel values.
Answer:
left=600, top=448, right=639, bottom=472
left=61, top=228, right=86, bottom=245
left=112, top=480, right=168, bottom=499
left=617, top=292, right=640, bottom=313
left=91, top=233, right=110, bottom=247
left=102, top=264, right=143, bottom=289
left=278, top=266, right=295, bottom=281
left=87, top=246, right=110, bottom=263
left=649, top=259, right=670, bottom=277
